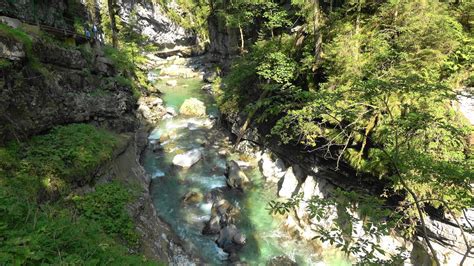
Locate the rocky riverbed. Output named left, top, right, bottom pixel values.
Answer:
left=139, top=55, right=344, bottom=265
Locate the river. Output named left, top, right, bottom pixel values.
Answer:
left=142, top=66, right=349, bottom=265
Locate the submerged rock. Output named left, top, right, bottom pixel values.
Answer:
left=226, top=160, right=251, bottom=190
left=166, top=79, right=178, bottom=87
left=267, top=255, right=297, bottom=266
left=172, top=149, right=202, bottom=168
left=179, top=98, right=206, bottom=117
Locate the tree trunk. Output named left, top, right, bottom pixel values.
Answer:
left=313, top=0, right=322, bottom=69
left=107, top=0, right=118, bottom=48
left=239, top=23, right=245, bottom=52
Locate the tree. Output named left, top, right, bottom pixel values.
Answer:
left=107, top=0, right=118, bottom=48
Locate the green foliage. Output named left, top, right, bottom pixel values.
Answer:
left=268, top=190, right=409, bottom=264
left=220, top=0, right=474, bottom=259
left=0, top=124, right=155, bottom=264
left=23, top=124, right=117, bottom=192
left=256, top=51, right=297, bottom=84
left=74, top=182, right=139, bottom=247
left=0, top=58, right=12, bottom=69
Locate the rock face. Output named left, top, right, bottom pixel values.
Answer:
left=260, top=151, right=286, bottom=183
left=0, top=0, right=74, bottom=29
left=113, top=0, right=196, bottom=48
left=207, top=12, right=240, bottom=59
left=226, top=160, right=251, bottom=190
left=172, top=149, right=202, bottom=168
left=278, top=165, right=304, bottom=198
left=0, top=35, right=137, bottom=144
left=179, top=98, right=206, bottom=117
left=223, top=113, right=474, bottom=265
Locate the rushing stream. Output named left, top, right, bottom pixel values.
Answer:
left=143, top=70, right=349, bottom=265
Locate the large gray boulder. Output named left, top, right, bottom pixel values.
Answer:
left=172, top=149, right=202, bottom=168
left=179, top=98, right=206, bottom=117
left=202, top=198, right=239, bottom=235
left=216, top=224, right=246, bottom=253
left=226, top=160, right=251, bottom=190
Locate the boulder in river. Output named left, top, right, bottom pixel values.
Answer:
left=182, top=191, right=203, bottom=204
left=226, top=160, right=250, bottom=190
left=179, top=98, right=206, bottom=117
left=216, top=224, right=246, bottom=254
left=166, top=106, right=178, bottom=116
left=166, top=79, right=178, bottom=87
left=202, top=215, right=221, bottom=235
left=172, top=149, right=202, bottom=168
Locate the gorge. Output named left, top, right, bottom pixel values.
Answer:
left=0, top=0, right=473, bottom=265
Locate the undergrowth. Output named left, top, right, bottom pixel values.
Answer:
left=0, top=124, right=155, bottom=264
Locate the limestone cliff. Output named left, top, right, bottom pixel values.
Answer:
left=0, top=35, right=137, bottom=144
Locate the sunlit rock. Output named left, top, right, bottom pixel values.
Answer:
left=226, top=160, right=250, bottom=190
left=179, top=98, right=206, bottom=117
left=260, top=151, right=286, bottom=183
left=278, top=165, right=304, bottom=199
left=296, top=175, right=317, bottom=221
left=172, top=149, right=202, bottom=168
left=182, top=191, right=203, bottom=204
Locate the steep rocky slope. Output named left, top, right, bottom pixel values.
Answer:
left=0, top=36, right=137, bottom=144
left=0, top=12, right=200, bottom=263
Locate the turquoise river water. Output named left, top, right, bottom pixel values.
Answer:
left=142, top=76, right=349, bottom=265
